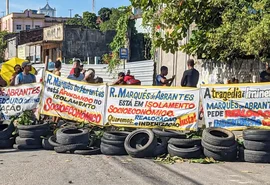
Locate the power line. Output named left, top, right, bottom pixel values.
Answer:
left=68, top=9, right=73, bottom=18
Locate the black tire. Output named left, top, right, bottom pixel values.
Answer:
left=103, top=131, right=130, bottom=141
left=101, top=137, right=124, bottom=146
left=54, top=144, right=88, bottom=153
left=202, top=140, right=237, bottom=153
left=124, top=129, right=157, bottom=158
left=13, top=144, right=42, bottom=150
left=243, top=129, right=270, bottom=141
left=0, top=138, right=15, bottom=149
left=48, top=136, right=61, bottom=147
left=18, top=129, right=49, bottom=138
left=56, top=128, right=89, bottom=145
left=243, top=140, right=270, bottom=151
left=0, top=121, right=15, bottom=139
left=152, top=128, right=186, bottom=138
left=168, top=144, right=202, bottom=158
left=202, top=128, right=235, bottom=147
left=203, top=147, right=237, bottom=161
left=42, top=138, right=55, bottom=150
left=243, top=149, right=270, bottom=163
left=17, top=123, right=49, bottom=131
left=15, top=137, right=42, bottom=146
left=168, top=138, right=201, bottom=147
left=100, top=142, right=127, bottom=155
left=74, top=147, right=101, bottom=155
left=153, top=137, right=168, bottom=157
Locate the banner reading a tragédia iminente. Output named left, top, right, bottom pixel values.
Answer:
left=201, top=83, right=270, bottom=129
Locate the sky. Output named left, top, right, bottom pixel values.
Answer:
left=0, top=0, right=131, bottom=17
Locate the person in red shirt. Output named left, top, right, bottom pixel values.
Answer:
left=124, top=70, right=134, bottom=82
left=69, top=60, right=80, bottom=75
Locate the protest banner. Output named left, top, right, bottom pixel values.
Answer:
left=40, top=72, right=106, bottom=125
left=105, top=86, right=200, bottom=130
left=0, top=83, right=42, bottom=120
left=201, top=83, right=270, bottom=130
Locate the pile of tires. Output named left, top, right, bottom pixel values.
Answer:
left=153, top=128, right=197, bottom=158
left=48, top=127, right=100, bottom=155
left=14, top=123, right=50, bottom=150
left=242, top=129, right=270, bottom=163
left=100, top=131, right=129, bottom=155
left=202, top=128, right=237, bottom=161
left=0, top=121, right=15, bottom=149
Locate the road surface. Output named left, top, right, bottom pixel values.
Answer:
left=0, top=149, right=269, bottom=185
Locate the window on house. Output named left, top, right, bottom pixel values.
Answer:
left=16, top=25, right=22, bottom=30
left=35, top=25, right=40, bottom=29
left=26, top=25, right=31, bottom=30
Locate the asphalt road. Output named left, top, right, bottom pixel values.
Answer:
left=0, top=149, right=270, bottom=185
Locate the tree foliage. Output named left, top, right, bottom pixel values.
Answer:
left=66, top=12, right=98, bottom=29
left=0, top=31, right=8, bottom=62
left=98, top=7, right=112, bottom=22
left=130, top=0, right=270, bottom=62
left=99, top=8, right=125, bottom=32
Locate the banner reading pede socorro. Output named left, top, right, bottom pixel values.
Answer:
left=105, top=86, right=200, bottom=130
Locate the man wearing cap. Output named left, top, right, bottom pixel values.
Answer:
left=14, top=61, right=36, bottom=86
left=181, top=59, right=199, bottom=88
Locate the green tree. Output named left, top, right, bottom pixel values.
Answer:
left=0, top=31, right=8, bottom=62
left=66, top=14, right=83, bottom=26
left=130, top=0, right=270, bottom=62
left=99, top=8, right=125, bottom=32
left=98, top=7, right=112, bottom=22
left=82, top=11, right=98, bottom=29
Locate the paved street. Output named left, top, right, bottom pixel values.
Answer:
left=0, top=149, right=270, bottom=185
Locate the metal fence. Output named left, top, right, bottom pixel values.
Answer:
left=31, top=60, right=155, bottom=86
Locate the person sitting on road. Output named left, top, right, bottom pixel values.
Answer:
left=10, top=64, right=22, bottom=86
left=14, top=61, right=36, bottom=86
left=83, top=68, right=103, bottom=84
left=67, top=67, right=84, bottom=81
left=112, top=72, right=126, bottom=85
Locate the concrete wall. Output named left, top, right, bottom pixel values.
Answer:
left=62, top=26, right=116, bottom=60
left=6, top=37, right=17, bottom=59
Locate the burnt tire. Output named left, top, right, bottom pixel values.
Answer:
left=0, top=121, right=15, bottom=139
left=243, top=129, right=270, bottom=141
left=124, top=129, right=157, bottom=158
left=168, top=138, right=201, bottom=147
left=42, top=138, right=55, bottom=150
left=100, top=142, right=127, bottom=155
left=243, top=149, right=270, bottom=163
left=54, top=144, right=88, bottom=153
left=152, top=128, right=186, bottom=138
left=103, top=131, right=130, bottom=141
left=203, top=148, right=237, bottom=161
left=101, top=137, right=124, bottom=146
left=202, top=140, right=237, bottom=153
left=15, top=137, right=42, bottom=146
left=56, top=128, right=89, bottom=145
left=153, top=137, right=168, bottom=157
left=244, top=140, right=270, bottom=151
left=48, top=135, right=61, bottom=147
left=18, top=129, right=49, bottom=138
left=17, top=123, right=49, bottom=131
left=74, top=147, right=101, bottom=155
left=13, top=144, right=42, bottom=150
left=168, top=144, right=202, bottom=158
left=202, top=128, right=235, bottom=147
left=0, top=137, right=15, bottom=149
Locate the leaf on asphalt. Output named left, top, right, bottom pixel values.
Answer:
left=188, top=157, right=219, bottom=164
left=154, top=154, right=184, bottom=164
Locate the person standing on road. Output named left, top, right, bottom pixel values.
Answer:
left=156, top=66, right=175, bottom=86
left=10, top=64, right=22, bottom=86
left=14, top=61, right=36, bottom=86
left=181, top=59, right=199, bottom=88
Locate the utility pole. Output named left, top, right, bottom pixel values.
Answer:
left=68, top=9, right=73, bottom=18
left=92, top=0, right=95, bottom=13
